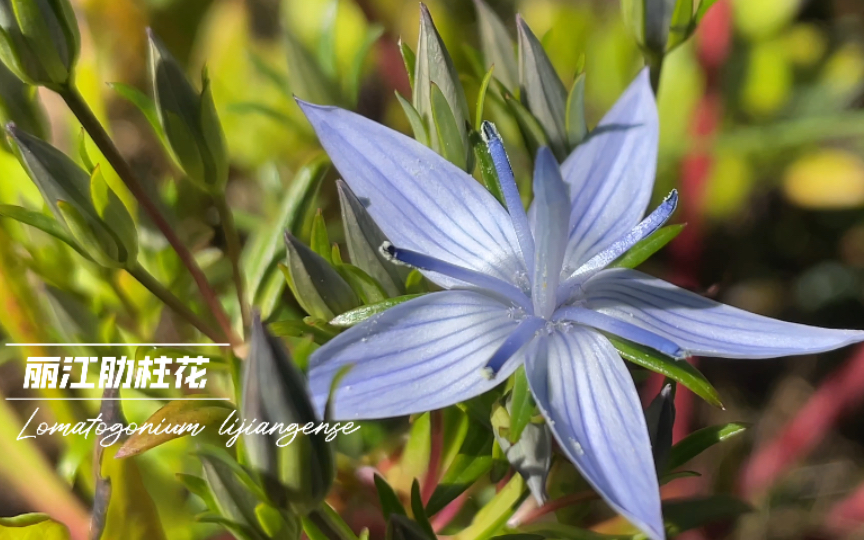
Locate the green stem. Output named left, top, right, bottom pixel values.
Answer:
left=214, top=195, right=250, bottom=334
left=127, top=263, right=224, bottom=343
left=56, top=84, right=241, bottom=347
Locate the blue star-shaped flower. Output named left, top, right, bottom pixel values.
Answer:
left=297, top=70, right=864, bottom=540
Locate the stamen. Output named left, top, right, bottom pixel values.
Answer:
left=380, top=242, right=532, bottom=311
left=482, top=316, right=545, bottom=379
left=553, top=306, right=687, bottom=360
left=557, top=190, right=678, bottom=304
left=481, top=121, right=535, bottom=282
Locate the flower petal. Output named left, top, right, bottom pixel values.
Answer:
left=524, top=327, right=664, bottom=540
left=308, top=290, right=522, bottom=420
left=556, top=69, right=658, bottom=276
left=531, top=147, right=570, bottom=318
left=584, top=268, right=864, bottom=358
left=298, top=102, right=527, bottom=289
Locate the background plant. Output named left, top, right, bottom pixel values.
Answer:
left=0, top=0, right=862, bottom=539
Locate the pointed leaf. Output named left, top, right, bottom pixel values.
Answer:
left=430, top=83, right=467, bottom=170
left=609, top=224, right=685, bottom=270
left=608, top=336, right=724, bottom=408
left=396, top=92, right=430, bottom=148
left=666, top=422, right=749, bottom=472
left=329, top=294, right=423, bottom=327
left=374, top=474, right=407, bottom=520
left=474, top=0, right=518, bottom=89
left=565, top=72, right=587, bottom=148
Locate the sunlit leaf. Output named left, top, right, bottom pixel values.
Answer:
left=608, top=337, right=723, bottom=408
left=609, top=224, right=685, bottom=270
left=666, top=423, right=749, bottom=471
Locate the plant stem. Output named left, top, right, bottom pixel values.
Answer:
left=127, top=263, right=224, bottom=343
left=214, top=195, right=249, bottom=333
left=57, top=84, right=240, bottom=347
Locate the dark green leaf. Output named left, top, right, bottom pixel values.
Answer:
left=516, top=16, right=568, bottom=160
left=666, top=423, right=749, bottom=471
left=474, top=0, right=518, bottom=89
left=410, top=480, right=436, bottom=539
left=374, top=474, right=407, bottom=520
left=426, top=423, right=494, bottom=516
left=310, top=209, right=331, bottom=263
left=609, top=336, right=723, bottom=408
left=269, top=317, right=337, bottom=344
left=430, top=83, right=467, bottom=170
left=565, top=72, right=587, bottom=148
left=329, top=295, right=422, bottom=327
left=284, top=233, right=360, bottom=320
left=609, top=224, right=685, bottom=269
left=471, top=131, right=505, bottom=205
left=334, top=263, right=388, bottom=305
left=242, top=157, right=328, bottom=308
left=508, top=367, right=533, bottom=444
left=398, top=38, right=417, bottom=89
left=396, top=91, right=430, bottom=148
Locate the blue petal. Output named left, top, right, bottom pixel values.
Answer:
left=531, top=147, right=570, bottom=318
left=553, top=306, right=686, bottom=359
left=298, top=102, right=527, bottom=289
left=584, top=269, right=864, bottom=358
left=308, top=290, right=522, bottom=419
left=554, top=69, right=658, bottom=277
left=524, top=327, right=665, bottom=540
left=482, top=121, right=535, bottom=281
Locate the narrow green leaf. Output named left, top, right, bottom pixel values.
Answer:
left=0, top=204, right=88, bottom=258
left=410, top=480, right=436, bottom=539
left=334, top=263, right=388, bottom=305
left=666, top=422, right=749, bottom=471
left=609, top=224, right=685, bottom=270
left=426, top=423, right=494, bottom=516
left=453, top=474, right=525, bottom=540
left=176, top=473, right=218, bottom=512
left=565, top=72, right=587, bottom=149
left=471, top=131, right=505, bottom=205
left=696, top=0, right=720, bottom=22
left=504, top=93, right=549, bottom=158
left=608, top=337, right=724, bottom=408
left=115, top=400, right=233, bottom=459
left=474, top=0, right=518, bottom=89
left=285, top=31, right=341, bottom=105
left=398, top=38, right=417, bottom=89
left=108, top=82, right=166, bottom=142
left=430, top=83, right=467, bottom=170
left=0, top=514, right=71, bottom=539
left=516, top=17, right=568, bottom=160
left=269, top=317, right=337, bottom=345
left=475, top=66, right=495, bottom=131
left=374, top=474, right=407, bottom=520
left=667, top=0, right=695, bottom=51
left=395, top=92, right=430, bottom=148
left=660, top=470, right=702, bottom=485
left=310, top=209, right=332, bottom=263
left=242, top=157, right=328, bottom=303
left=507, top=367, right=532, bottom=444
left=330, top=294, right=422, bottom=327
left=284, top=234, right=360, bottom=320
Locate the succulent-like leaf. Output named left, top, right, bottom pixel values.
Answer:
left=516, top=16, right=568, bottom=160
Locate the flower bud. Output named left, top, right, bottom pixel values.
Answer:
left=413, top=4, right=471, bottom=169
left=491, top=394, right=552, bottom=504
left=7, top=125, right=137, bottom=268
left=148, top=30, right=228, bottom=195
left=645, top=382, right=676, bottom=473
left=0, top=0, right=80, bottom=89
left=516, top=16, right=569, bottom=161
left=337, top=180, right=408, bottom=298
left=241, top=315, right=334, bottom=515
left=0, top=62, right=47, bottom=146
left=283, top=232, right=360, bottom=320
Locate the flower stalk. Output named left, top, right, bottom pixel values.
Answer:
left=56, top=83, right=240, bottom=346
left=126, top=263, right=224, bottom=344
